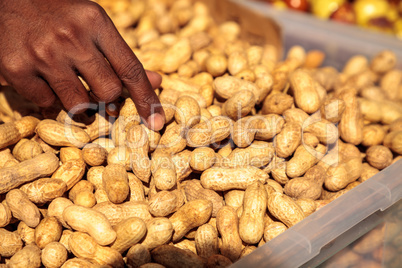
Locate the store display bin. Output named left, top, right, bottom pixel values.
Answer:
left=229, top=1, right=402, bottom=267
left=234, top=0, right=402, bottom=70
left=233, top=156, right=401, bottom=268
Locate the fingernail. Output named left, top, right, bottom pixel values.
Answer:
left=147, top=113, right=165, bottom=131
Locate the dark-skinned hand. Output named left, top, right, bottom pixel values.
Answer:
left=0, top=0, right=165, bottom=131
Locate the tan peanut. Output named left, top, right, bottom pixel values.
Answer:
left=86, top=166, right=104, bottom=190
left=303, top=132, right=319, bottom=148
left=92, top=137, right=115, bottom=154
left=155, top=124, right=187, bottom=154
left=205, top=53, right=227, bottom=77
left=175, top=96, right=201, bottom=128
left=0, top=152, right=59, bottom=194
left=228, top=51, right=248, bottom=75
left=187, top=116, right=232, bottom=147
left=68, top=180, right=96, bottom=208
left=224, top=190, right=244, bottom=210
left=171, top=238, right=197, bottom=254
left=148, top=191, right=178, bottom=217
left=35, top=217, right=63, bottom=249
left=201, top=167, right=268, bottom=191
left=63, top=205, right=116, bottom=246
left=385, top=131, right=402, bottom=155
left=151, top=153, right=177, bottom=191
left=283, top=108, right=309, bottom=127
left=36, top=119, right=90, bottom=148
left=320, top=98, right=345, bottom=124
left=93, top=201, right=153, bottom=226
left=60, top=258, right=96, bottom=268
left=84, top=113, right=113, bottom=142
left=284, top=165, right=325, bottom=200
left=59, top=147, right=83, bottom=163
left=6, top=189, right=41, bottom=228
left=12, top=138, right=43, bottom=162
left=325, top=157, right=363, bottom=191
left=169, top=199, right=212, bottom=242
left=214, top=76, right=260, bottom=101
left=254, top=114, right=285, bottom=140
left=195, top=224, right=219, bottom=259
left=51, top=159, right=86, bottom=190
left=370, top=50, right=396, bottom=74
left=107, top=146, right=131, bottom=171
left=48, top=197, right=74, bottom=229
left=222, top=90, right=256, bottom=120
left=267, top=179, right=284, bottom=193
left=59, top=230, right=73, bottom=253
left=17, top=221, right=36, bottom=245
left=161, top=38, right=192, bottom=73
left=20, top=178, right=67, bottom=205
left=126, top=125, right=151, bottom=183
left=338, top=89, right=363, bottom=145
left=304, top=117, right=339, bottom=145
left=110, top=217, right=147, bottom=253
left=69, top=232, right=124, bottom=268
left=362, top=124, right=386, bottom=147
left=261, top=92, right=294, bottom=115
left=366, top=145, right=393, bottom=170
left=216, top=206, right=242, bottom=262
left=0, top=228, right=23, bottom=257
left=226, top=141, right=274, bottom=168
left=267, top=192, right=305, bottom=228
left=275, top=122, right=302, bottom=158
left=0, top=148, right=17, bottom=168
left=286, top=144, right=327, bottom=178
left=128, top=173, right=146, bottom=202
left=183, top=179, right=224, bottom=217
left=171, top=149, right=193, bottom=181
left=290, top=70, right=323, bottom=114
left=239, top=182, right=267, bottom=244
left=342, top=55, right=368, bottom=77
left=41, top=242, right=68, bottom=268
left=0, top=116, right=40, bottom=149
left=190, top=147, right=216, bottom=171
left=206, top=105, right=222, bottom=117
left=7, top=244, right=42, bottom=268
left=141, top=217, right=173, bottom=250
left=102, top=164, right=130, bottom=204
left=82, top=143, right=107, bottom=166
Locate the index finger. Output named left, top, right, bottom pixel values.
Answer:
left=96, top=22, right=165, bottom=131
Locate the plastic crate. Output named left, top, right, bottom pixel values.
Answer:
left=229, top=1, right=402, bottom=267
left=233, top=0, right=402, bottom=70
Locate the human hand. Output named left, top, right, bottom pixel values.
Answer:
left=0, top=0, right=165, bottom=130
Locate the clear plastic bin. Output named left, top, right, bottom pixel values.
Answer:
left=233, top=0, right=402, bottom=70
left=232, top=159, right=402, bottom=268
left=229, top=1, right=402, bottom=267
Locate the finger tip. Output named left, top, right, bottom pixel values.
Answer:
left=147, top=113, right=165, bottom=131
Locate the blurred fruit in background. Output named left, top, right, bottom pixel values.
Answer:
left=284, top=0, right=309, bottom=11
left=261, top=0, right=402, bottom=38
left=310, top=0, right=345, bottom=19
left=330, top=3, right=356, bottom=24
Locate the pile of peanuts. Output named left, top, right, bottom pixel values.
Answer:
left=0, top=0, right=402, bottom=267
